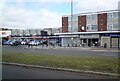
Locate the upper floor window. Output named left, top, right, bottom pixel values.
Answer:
left=113, top=24, right=118, bottom=30
left=91, top=14, right=97, bottom=19
left=91, top=25, right=98, bottom=30
left=72, top=26, right=78, bottom=32
left=107, top=24, right=113, bottom=30
left=107, top=12, right=118, bottom=19
left=107, top=24, right=118, bottom=30
left=108, top=13, right=113, bottom=18
left=113, top=12, right=118, bottom=18
left=87, top=25, right=91, bottom=30
left=86, top=14, right=97, bottom=20
left=68, top=16, right=78, bottom=22
left=72, top=16, right=78, bottom=21
left=86, top=15, right=91, bottom=20
left=86, top=24, right=98, bottom=31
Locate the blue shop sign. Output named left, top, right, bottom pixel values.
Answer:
left=104, top=34, right=110, bottom=36
left=110, top=34, right=120, bottom=37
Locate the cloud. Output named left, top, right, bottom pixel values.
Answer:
left=1, top=0, right=119, bottom=29
left=1, top=2, right=62, bottom=29
left=75, top=0, right=119, bottom=13
left=3, top=0, right=71, bottom=2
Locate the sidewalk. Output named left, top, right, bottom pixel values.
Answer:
left=91, top=47, right=120, bottom=52
left=66, top=47, right=119, bottom=52
left=30, top=45, right=119, bottom=52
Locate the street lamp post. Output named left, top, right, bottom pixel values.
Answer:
left=71, top=0, right=73, bottom=47
left=81, top=26, right=85, bottom=46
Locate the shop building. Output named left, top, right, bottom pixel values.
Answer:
left=55, top=10, right=120, bottom=48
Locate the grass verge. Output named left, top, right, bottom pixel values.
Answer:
left=2, top=51, right=118, bottom=74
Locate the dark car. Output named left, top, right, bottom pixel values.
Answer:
left=12, top=41, right=21, bottom=46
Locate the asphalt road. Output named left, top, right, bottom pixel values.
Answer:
left=2, top=46, right=118, bottom=79
left=2, top=65, right=114, bottom=79
left=2, top=45, right=119, bottom=58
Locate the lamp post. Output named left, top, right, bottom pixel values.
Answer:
left=71, top=0, right=73, bottom=47
left=81, top=26, right=84, bottom=46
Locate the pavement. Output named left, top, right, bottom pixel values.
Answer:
left=29, top=46, right=120, bottom=53
left=2, top=45, right=119, bottom=58
left=31, top=45, right=120, bottom=52
left=2, top=45, right=119, bottom=52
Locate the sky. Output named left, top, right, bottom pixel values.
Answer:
left=0, top=0, right=119, bottom=29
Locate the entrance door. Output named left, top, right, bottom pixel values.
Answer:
left=88, top=39, right=92, bottom=47
left=111, top=38, right=118, bottom=48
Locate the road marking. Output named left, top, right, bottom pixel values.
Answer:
left=92, top=50, right=108, bottom=52
left=91, top=50, right=119, bottom=52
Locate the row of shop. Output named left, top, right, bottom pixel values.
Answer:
left=60, top=35, right=120, bottom=48
left=56, top=31, right=120, bottom=48
left=1, top=30, right=120, bottom=48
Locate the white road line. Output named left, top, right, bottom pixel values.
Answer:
left=92, top=50, right=108, bottom=52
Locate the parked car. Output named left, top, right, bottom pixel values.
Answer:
left=29, top=40, right=40, bottom=46
left=21, top=41, right=26, bottom=45
left=12, top=41, right=21, bottom=46
left=3, top=40, right=12, bottom=45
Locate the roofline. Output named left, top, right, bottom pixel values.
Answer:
left=63, top=9, right=119, bottom=17
left=55, top=31, right=120, bottom=35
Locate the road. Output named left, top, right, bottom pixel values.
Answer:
left=2, top=65, right=114, bottom=79
left=2, top=46, right=119, bottom=79
left=2, top=45, right=119, bottom=58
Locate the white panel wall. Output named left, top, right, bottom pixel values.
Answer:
left=101, top=36, right=110, bottom=48
left=86, top=14, right=98, bottom=31
left=1, top=31, right=11, bottom=37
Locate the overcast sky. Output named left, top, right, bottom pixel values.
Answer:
left=0, top=0, right=119, bottom=29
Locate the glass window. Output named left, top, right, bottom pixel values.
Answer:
left=86, top=25, right=91, bottom=30
left=107, top=24, right=113, bottom=30
left=113, top=12, right=118, bottom=18
left=107, top=24, right=118, bottom=30
left=73, top=26, right=78, bottom=32
left=73, top=21, right=78, bottom=26
left=72, top=15, right=78, bottom=21
left=68, top=26, right=78, bottom=32
left=86, top=15, right=91, bottom=20
left=91, top=25, right=98, bottom=30
left=87, top=27, right=89, bottom=30
left=108, top=13, right=113, bottom=18
left=87, top=14, right=97, bottom=20
left=91, top=14, right=97, bottom=19
left=113, top=24, right=118, bottom=30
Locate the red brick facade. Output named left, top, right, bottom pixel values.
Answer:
left=78, top=15, right=86, bottom=32
left=62, top=13, right=108, bottom=32
left=98, top=13, right=107, bottom=31
left=62, top=17, right=68, bottom=33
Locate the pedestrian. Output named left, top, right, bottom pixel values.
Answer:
left=28, top=43, right=30, bottom=48
left=28, top=41, right=30, bottom=48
